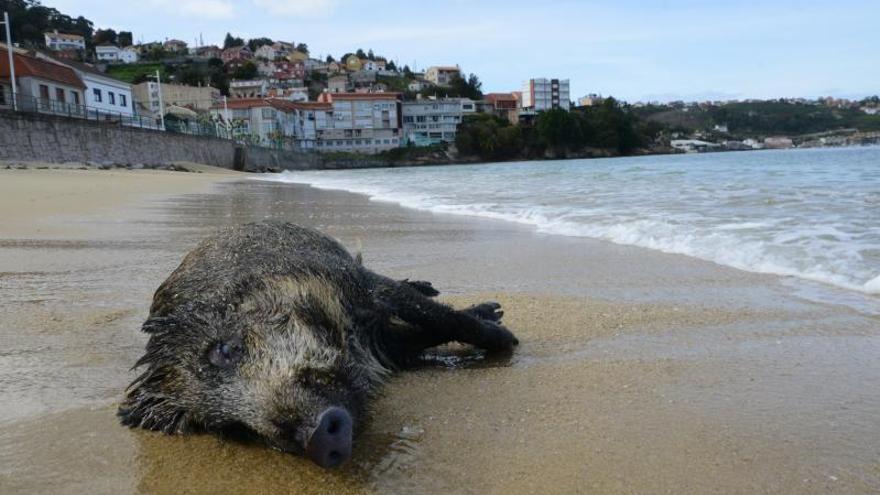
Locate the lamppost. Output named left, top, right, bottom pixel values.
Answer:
left=1, top=11, right=18, bottom=111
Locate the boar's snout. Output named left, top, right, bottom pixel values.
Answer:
left=305, top=407, right=353, bottom=468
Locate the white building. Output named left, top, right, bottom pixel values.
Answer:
left=255, top=44, right=278, bottom=60
left=401, top=98, right=472, bottom=146
left=522, top=78, right=571, bottom=112
left=424, top=65, right=460, bottom=86
left=408, top=80, right=430, bottom=92
left=119, top=47, right=140, bottom=64
left=362, top=60, right=386, bottom=72
left=313, top=92, right=402, bottom=153
left=57, top=60, right=134, bottom=118
left=95, top=45, right=121, bottom=62
left=43, top=30, right=85, bottom=51
left=28, top=51, right=135, bottom=119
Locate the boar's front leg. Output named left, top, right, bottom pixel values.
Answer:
left=367, top=273, right=518, bottom=362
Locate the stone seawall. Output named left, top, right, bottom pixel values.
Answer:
left=0, top=110, right=321, bottom=171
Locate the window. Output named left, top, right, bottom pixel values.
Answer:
left=120, top=94, right=127, bottom=107
left=93, top=88, right=102, bottom=103
left=0, top=85, right=5, bottom=105
left=55, top=87, right=66, bottom=103
left=71, top=91, right=80, bottom=105
left=109, top=92, right=115, bottom=105
left=40, top=84, right=50, bottom=99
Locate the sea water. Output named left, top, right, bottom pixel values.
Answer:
left=264, top=146, right=880, bottom=295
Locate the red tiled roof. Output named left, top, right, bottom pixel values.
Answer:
left=44, top=31, right=83, bottom=41
left=0, top=51, right=85, bottom=88
left=211, top=98, right=271, bottom=110
left=485, top=92, right=517, bottom=104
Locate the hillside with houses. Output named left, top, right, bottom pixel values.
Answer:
left=1, top=0, right=879, bottom=161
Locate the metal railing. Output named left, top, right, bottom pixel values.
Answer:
left=0, top=93, right=235, bottom=139
left=1, top=93, right=166, bottom=130
left=0, top=93, right=319, bottom=153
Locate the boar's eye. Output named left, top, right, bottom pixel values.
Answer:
left=208, top=340, right=243, bottom=368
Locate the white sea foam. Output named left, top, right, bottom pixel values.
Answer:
left=259, top=147, right=880, bottom=295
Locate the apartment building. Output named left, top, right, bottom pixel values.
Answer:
left=284, top=101, right=333, bottom=150
left=521, top=78, right=570, bottom=112
left=314, top=92, right=403, bottom=153
left=401, top=98, right=473, bottom=146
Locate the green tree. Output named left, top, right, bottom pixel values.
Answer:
left=223, top=32, right=244, bottom=49
left=232, top=61, right=257, bottom=80
left=117, top=30, right=133, bottom=47
left=536, top=108, right=582, bottom=153
left=247, top=37, right=273, bottom=52
left=296, top=42, right=309, bottom=53
left=93, top=28, right=116, bottom=45
left=145, top=45, right=169, bottom=61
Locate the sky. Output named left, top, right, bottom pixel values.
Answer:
left=47, top=0, right=879, bottom=102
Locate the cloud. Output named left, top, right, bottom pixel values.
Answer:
left=250, top=0, right=340, bottom=17
left=147, top=0, right=235, bottom=19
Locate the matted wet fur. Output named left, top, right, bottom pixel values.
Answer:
left=119, top=221, right=517, bottom=464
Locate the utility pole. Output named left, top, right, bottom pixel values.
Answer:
left=2, top=11, right=18, bottom=111
left=148, top=70, right=165, bottom=130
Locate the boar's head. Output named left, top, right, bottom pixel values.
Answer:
left=119, top=275, right=389, bottom=469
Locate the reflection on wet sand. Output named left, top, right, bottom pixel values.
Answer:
left=1, top=172, right=879, bottom=494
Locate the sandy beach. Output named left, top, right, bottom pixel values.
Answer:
left=1, top=168, right=878, bottom=494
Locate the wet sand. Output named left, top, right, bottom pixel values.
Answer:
left=1, top=172, right=878, bottom=494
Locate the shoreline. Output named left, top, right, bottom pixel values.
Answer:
left=259, top=151, right=880, bottom=304
left=1, top=171, right=878, bottom=493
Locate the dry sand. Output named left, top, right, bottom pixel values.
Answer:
left=1, top=170, right=878, bottom=494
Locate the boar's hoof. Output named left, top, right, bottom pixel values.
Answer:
left=465, top=301, right=504, bottom=322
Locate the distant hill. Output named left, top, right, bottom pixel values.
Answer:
left=632, top=99, right=880, bottom=137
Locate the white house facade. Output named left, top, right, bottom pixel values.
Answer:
left=95, top=45, right=121, bottom=62
left=119, top=47, right=140, bottom=64
left=72, top=64, right=135, bottom=117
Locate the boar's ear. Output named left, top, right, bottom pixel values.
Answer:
left=118, top=317, right=194, bottom=434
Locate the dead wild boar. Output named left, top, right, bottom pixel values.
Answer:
left=119, top=221, right=517, bottom=468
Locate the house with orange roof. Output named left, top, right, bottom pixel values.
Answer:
left=0, top=46, right=86, bottom=114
